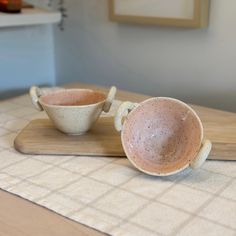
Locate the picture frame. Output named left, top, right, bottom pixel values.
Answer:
left=108, top=0, right=209, bottom=28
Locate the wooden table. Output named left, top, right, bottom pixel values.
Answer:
left=1, top=82, right=236, bottom=236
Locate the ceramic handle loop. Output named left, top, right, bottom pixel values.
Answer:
left=30, top=86, right=43, bottom=111
left=103, top=86, right=117, bottom=113
left=115, top=101, right=138, bottom=132
left=190, top=139, right=212, bottom=169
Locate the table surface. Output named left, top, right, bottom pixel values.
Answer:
left=0, top=82, right=236, bottom=236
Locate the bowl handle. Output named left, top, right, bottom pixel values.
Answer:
left=29, top=86, right=44, bottom=111
left=103, top=86, right=117, bottom=113
left=115, top=101, right=138, bottom=132
left=190, top=140, right=212, bottom=169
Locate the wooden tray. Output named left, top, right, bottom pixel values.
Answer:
left=14, top=116, right=236, bottom=160
left=14, top=117, right=125, bottom=157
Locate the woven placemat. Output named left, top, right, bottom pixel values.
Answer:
left=0, top=92, right=235, bottom=236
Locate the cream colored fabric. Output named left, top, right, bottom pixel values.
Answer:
left=0, top=93, right=235, bottom=236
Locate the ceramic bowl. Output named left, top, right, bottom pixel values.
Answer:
left=115, top=97, right=212, bottom=176
left=30, top=86, right=116, bottom=135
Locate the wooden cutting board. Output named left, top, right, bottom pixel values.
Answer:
left=14, top=116, right=236, bottom=160
left=191, top=105, right=236, bottom=161
left=14, top=117, right=125, bottom=157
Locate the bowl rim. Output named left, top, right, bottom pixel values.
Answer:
left=39, top=88, right=107, bottom=108
left=121, top=97, right=204, bottom=176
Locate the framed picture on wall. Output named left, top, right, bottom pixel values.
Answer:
left=108, top=0, right=209, bottom=28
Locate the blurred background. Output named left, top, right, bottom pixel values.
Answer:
left=0, top=0, right=235, bottom=112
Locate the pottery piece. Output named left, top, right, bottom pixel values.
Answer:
left=115, top=97, right=212, bottom=176
left=30, top=86, right=116, bottom=135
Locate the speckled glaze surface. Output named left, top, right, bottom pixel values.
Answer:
left=115, top=97, right=211, bottom=176
left=30, top=87, right=116, bottom=135
left=40, top=90, right=106, bottom=106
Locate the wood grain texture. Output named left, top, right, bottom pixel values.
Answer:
left=14, top=117, right=125, bottom=157
left=192, top=105, right=236, bottom=160
left=0, top=189, right=105, bottom=236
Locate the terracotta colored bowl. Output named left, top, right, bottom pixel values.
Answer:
left=115, top=97, right=212, bottom=176
left=30, top=86, right=116, bottom=135
left=40, top=89, right=107, bottom=107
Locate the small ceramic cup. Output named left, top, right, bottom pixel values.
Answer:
left=30, top=86, right=117, bottom=135
left=115, top=97, right=212, bottom=176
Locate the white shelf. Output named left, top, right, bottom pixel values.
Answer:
left=0, top=8, right=61, bottom=27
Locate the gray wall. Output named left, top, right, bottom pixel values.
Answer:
left=0, top=0, right=55, bottom=100
left=0, top=25, right=55, bottom=100
left=54, top=0, right=236, bottom=112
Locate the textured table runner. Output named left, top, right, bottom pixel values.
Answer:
left=0, top=92, right=236, bottom=236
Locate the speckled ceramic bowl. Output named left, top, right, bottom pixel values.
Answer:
left=30, top=86, right=116, bottom=135
left=115, top=97, right=212, bottom=176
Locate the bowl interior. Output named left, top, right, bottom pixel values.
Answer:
left=40, top=89, right=106, bottom=106
left=122, top=98, right=203, bottom=175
